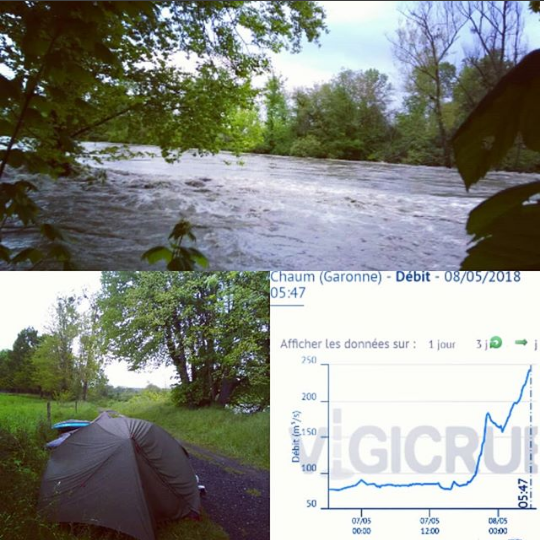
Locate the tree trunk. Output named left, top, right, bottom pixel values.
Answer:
left=436, top=106, right=451, bottom=168
left=165, top=325, right=190, bottom=384
left=216, top=377, right=242, bottom=407
left=433, top=75, right=451, bottom=168
left=171, top=350, right=190, bottom=385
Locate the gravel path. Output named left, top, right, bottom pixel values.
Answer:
left=183, top=441, right=270, bottom=540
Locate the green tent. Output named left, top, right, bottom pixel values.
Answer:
left=38, top=412, right=201, bottom=540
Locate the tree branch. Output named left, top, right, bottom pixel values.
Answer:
left=70, top=102, right=143, bottom=139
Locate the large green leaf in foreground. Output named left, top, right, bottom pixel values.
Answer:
left=453, top=50, right=539, bottom=189
left=452, top=50, right=540, bottom=270
left=461, top=182, right=539, bottom=270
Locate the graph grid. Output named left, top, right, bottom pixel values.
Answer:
left=321, top=362, right=537, bottom=511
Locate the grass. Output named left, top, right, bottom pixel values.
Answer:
left=0, top=392, right=269, bottom=469
left=114, top=393, right=270, bottom=470
left=0, top=392, right=270, bottom=540
left=0, top=393, right=99, bottom=432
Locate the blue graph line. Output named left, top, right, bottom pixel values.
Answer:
left=331, top=366, right=532, bottom=492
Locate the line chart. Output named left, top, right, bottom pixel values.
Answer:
left=330, top=365, right=533, bottom=494
left=325, top=362, right=537, bottom=512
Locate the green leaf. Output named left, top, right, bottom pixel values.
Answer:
left=452, top=50, right=540, bottom=189
left=40, top=223, right=65, bottom=241
left=58, top=17, right=98, bottom=44
left=0, top=74, right=21, bottom=105
left=462, top=203, right=539, bottom=270
left=62, top=260, right=78, bottom=271
left=0, top=149, right=27, bottom=169
left=170, top=246, right=210, bottom=270
left=24, top=154, right=53, bottom=176
left=141, top=246, right=173, bottom=265
left=169, top=220, right=196, bottom=241
left=462, top=182, right=539, bottom=271
left=93, top=42, right=119, bottom=66
left=13, top=180, right=38, bottom=193
left=24, top=107, right=48, bottom=130
left=185, top=247, right=209, bottom=268
left=12, top=248, right=44, bottom=265
left=519, top=74, right=539, bottom=150
left=167, top=256, right=194, bottom=271
left=0, top=244, right=11, bottom=263
left=108, top=1, right=157, bottom=18
left=31, top=95, right=53, bottom=114
left=48, top=244, right=72, bottom=262
left=466, top=181, right=540, bottom=238
left=21, top=23, right=50, bottom=58
left=0, top=119, right=13, bottom=137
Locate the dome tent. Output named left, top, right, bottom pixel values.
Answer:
left=38, top=411, right=201, bottom=540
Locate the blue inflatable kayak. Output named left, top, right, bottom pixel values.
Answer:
left=52, top=420, right=91, bottom=432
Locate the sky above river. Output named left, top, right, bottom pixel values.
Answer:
left=0, top=273, right=176, bottom=388
left=271, top=1, right=541, bottom=99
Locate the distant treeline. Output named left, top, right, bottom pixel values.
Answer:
left=93, top=63, right=538, bottom=173
left=0, top=272, right=270, bottom=410
left=88, top=3, right=538, bottom=173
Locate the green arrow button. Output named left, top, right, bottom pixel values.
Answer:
left=490, top=336, right=502, bottom=349
left=515, top=339, right=528, bottom=346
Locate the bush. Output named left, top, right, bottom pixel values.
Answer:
left=171, top=382, right=210, bottom=408
left=289, top=135, right=326, bottom=158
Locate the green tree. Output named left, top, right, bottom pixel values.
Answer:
left=289, top=85, right=329, bottom=157
left=98, top=271, right=270, bottom=409
left=77, top=294, right=104, bottom=401
left=289, top=69, right=392, bottom=160
left=0, top=1, right=326, bottom=268
left=29, top=293, right=107, bottom=399
left=43, top=295, right=80, bottom=395
left=340, top=68, right=392, bottom=161
left=0, top=328, right=41, bottom=392
left=10, top=327, right=40, bottom=392
left=389, top=63, right=456, bottom=166
left=260, top=74, right=292, bottom=155
left=389, top=95, right=441, bottom=165
left=391, top=1, right=465, bottom=167
left=31, top=334, right=64, bottom=398
left=0, top=349, right=10, bottom=390
left=221, top=105, right=265, bottom=153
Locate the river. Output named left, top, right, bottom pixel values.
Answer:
left=1, top=144, right=537, bottom=270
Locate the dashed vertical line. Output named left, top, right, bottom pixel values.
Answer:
left=529, top=366, right=533, bottom=508
left=326, top=363, right=330, bottom=509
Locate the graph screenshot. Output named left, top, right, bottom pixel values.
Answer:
left=271, top=271, right=539, bottom=539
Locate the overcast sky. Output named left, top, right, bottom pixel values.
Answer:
left=0, top=272, right=176, bottom=388
left=271, top=1, right=541, bottom=97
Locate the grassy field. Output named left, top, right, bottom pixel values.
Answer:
left=0, top=393, right=269, bottom=540
left=114, top=393, right=269, bottom=470
left=0, top=393, right=99, bottom=431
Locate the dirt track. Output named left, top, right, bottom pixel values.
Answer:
left=183, top=441, right=270, bottom=540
